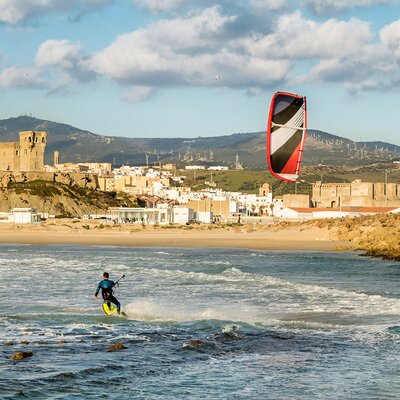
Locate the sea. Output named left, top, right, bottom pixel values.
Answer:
left=1, top=244, right=400, bottom=399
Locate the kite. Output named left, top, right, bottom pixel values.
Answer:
left=266, top=91, right=307, bottom=182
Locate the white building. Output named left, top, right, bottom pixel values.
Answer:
left=109, top=207, right=172, bottom=225
left=185, top=165, right=206, bottom=170
left=172, top=207, right=196, bottom=224
left=237, top=194, right=273, bottom=216
left=108, top=206, right=197, bottom=225
left=9, top=208, right=40, bottom=223
left=208, top=166, right=229, bottom=171
left=197, top=211, right=213, bottom=223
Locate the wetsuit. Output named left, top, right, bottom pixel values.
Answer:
left=95, top=279, right=120, bottom=314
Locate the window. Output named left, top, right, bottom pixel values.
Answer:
left=28, top=137, right=31, bottom=142
left=42, top=137, right=46, bottom=143
left=16, top=150, right=19, bottom=156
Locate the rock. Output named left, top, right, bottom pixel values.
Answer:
left=106, top=342, right=126, bottom=352
left=182, top=339, right=204, bottom=349
left=10, top=351, right=33, bottom=361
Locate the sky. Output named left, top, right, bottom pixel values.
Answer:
left=1, top=0, right=400, bottom=144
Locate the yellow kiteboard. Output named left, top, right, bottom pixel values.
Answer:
left=102, top=302, right=127, bottom=317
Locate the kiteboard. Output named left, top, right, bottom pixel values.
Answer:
left=266, top=91, right=307, bottom=182
left=102, top=302, right=127, bottom=317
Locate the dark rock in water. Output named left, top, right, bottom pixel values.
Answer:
left=4, top=342, right=15, bottom=346
left=215, top=325, right=243, bottom=342
left=56, top=340, right=66, bottom=344
left=107, top=343, right=126, bottom=352
left=182, top=339, right=204, bottom=349
left=10, top=351, right=33, bottom=361
left=18, top=341, right=30, bottom=345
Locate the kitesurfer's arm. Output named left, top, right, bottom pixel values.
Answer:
left=94, top=282, right=101, bottom=300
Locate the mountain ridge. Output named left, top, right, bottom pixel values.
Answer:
left=0, top=116, right=399, bottom=168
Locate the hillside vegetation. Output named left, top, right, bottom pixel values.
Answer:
left=0, top=180, right=137, bottom=217
left=181, top=164, right=400, bottom=195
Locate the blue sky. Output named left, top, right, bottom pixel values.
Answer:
left=1, top=0, right=400, bottom=145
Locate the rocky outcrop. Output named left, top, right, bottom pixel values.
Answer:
left=106, top=343, right=126, bottom=352
left=10, top=351, right=33, bottom=361
left=273, top=213, right=400, bottom=261
left=0, top=180, right=137, bottom=217
left=0, top=171, right=98, bottom=189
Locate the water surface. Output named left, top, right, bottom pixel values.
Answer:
left=1, top=245, right=400, bottom=399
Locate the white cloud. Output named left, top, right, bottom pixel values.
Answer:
left=36, top=40, right=82, bottom=68
left=0, top=0, right=110, bottom=25
left=0, top=66, right=44, bottom=88
left=35, top=39, right=94, bottom=83
left=5, top=5, right=400, bottom=97
left=85, top=6, right=290, bottom=93
left=240, top=12, right=374, bottom=59
left=302, top=0, right=399, bottom=14
left=380, top=19, right=400, bottom=58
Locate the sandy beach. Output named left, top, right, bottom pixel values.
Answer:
left=0, top=220, right=349, bottom=251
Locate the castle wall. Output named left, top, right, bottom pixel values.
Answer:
left=0, top=131, right=47, bottom=172
left=283, top=194, right=310, bottom=208
left=312, top=180, right=400, bottom=208
left=0, top=142, right=20, bottom=171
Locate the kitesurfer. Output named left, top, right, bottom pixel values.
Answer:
left=94, top=272, right=121, bottom=315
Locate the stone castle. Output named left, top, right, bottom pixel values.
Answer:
left=0, top=131, right=47, bottom=172
left=312, top=179, right=400, bottom=208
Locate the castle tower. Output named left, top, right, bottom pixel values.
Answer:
left=54, top=150, right=59, bottom=165
left=259, top=182, right=270, bottom=196
left=19, top=131, right=47, bottom=171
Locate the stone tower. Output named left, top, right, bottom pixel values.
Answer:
left=54, top=150, right=59, bottom=165
left=19, top=131, right=47, bottom=171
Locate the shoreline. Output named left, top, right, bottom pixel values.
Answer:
left=0, top=222, right=350, bottom=252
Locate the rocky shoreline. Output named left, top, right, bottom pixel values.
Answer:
left=275, top=213, right=400, bottom=261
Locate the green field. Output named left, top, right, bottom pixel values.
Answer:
left=180, top=163, right=400, bottom=195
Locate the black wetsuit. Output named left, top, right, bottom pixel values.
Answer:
left=95, top=279, right=120, bottom=313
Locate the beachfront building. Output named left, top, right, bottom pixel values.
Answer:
left=108, top=206, right=196, bottom=225
left=8, top=208, right=40, bottom=223
left=188, top=199, right=238, bottom=222
left=109, top=207, right=172, bottom=225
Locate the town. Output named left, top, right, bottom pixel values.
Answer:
left=1, top=130, right=400, bottom=224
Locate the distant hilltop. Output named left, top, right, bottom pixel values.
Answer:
left=1, top=115, right=400, bottom=168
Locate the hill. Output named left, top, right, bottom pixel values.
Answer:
left=0, top=180, right=137, bottom=217
left=1, top=116, right=400, bottom=168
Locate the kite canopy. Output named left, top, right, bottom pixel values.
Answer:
left=266, top=91, right=307, bottom=182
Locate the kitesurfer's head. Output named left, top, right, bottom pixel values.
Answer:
left=103, top=272, right=109, bottom=280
